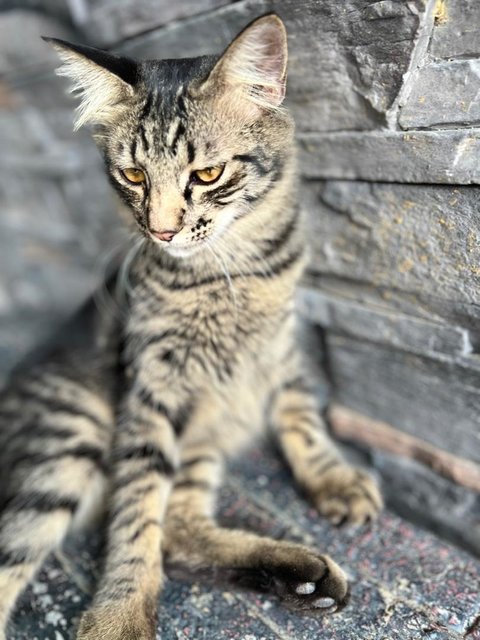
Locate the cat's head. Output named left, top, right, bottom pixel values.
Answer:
left=45, top=14, right=294, bottom=258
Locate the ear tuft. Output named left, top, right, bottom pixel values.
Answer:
left=209, top=14, right=288, bottom=113
left=43, top=37, right=138, bottom=130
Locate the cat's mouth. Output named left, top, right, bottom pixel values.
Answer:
left=149, top=232, right=208, bottom=257
left=163, top=243, right=208, bottom=259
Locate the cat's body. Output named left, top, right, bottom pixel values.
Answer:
left=0, top=15, right=382, bottom=639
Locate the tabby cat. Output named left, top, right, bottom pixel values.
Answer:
left=0, top=14, right=382, bottom=639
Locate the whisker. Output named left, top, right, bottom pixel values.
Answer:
left=93, top=232, right=145, bottom=322
left=205, top=241, right=238, bottom=314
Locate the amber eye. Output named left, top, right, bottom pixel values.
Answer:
left=192, top=165, right=224, bottom=184
left=121, top=168, right=146, bottom=184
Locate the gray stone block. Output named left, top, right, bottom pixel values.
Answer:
left=298, top=130, right=480, bottom=184
left=120, top=0, right=425, bottom=133
left=297, top=287, right=471, bottom=358
left=304, top=180, right=480, bottom=330
left=82, top=0, right=234, bottom=45
left=371, top=449, right=480, bottom=557
left=399, top=60, right=480, bottom=129
left=326, top=334, right=480, bottom=464
left=430, top=0, right=480, bottom=60
left=0, top=10, right=75, bottom=77
left=0, top=83, right=123, bottom=384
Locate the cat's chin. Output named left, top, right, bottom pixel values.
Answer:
left=158, top=242, right=207, bottom=259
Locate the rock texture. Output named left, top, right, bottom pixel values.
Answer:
left=298, top=130, right=480, bottom=184
left=399, top=60, right=480, bottom=129
left=0, top=10, right=123, bottom=380
left=119, top=0, right=424, bottom=134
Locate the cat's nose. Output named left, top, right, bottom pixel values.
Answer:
left=152, top=230, right=178, bottom=242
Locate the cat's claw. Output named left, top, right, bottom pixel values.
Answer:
left=313, top=596, right=337, bottom=609
left=293, top=584, right=341, bottom=613
left=295, top=581, right=316, bottom=595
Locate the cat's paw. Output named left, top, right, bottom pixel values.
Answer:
left=247, top=543, right=349, bottom=613
left=76, top=605, right=155, bottom=640
left=312, top=464, right=383, bottom=526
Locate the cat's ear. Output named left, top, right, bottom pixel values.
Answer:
left=42, top=37, right=138, bottom=130
left=202, top=13, right=288, bottom=114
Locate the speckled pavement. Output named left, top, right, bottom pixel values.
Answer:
left=9, top=445, right=480, bottom=640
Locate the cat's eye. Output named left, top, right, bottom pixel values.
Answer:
left=121, top=167, right=146, bottom=184
left=192, top=165, right=225, bottom=184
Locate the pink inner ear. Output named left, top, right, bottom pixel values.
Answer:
left=256, top=23, right=287, bottom=76
left=205, top=16, right=288, bottom=113
left=247, top=22, right=287, bottom=107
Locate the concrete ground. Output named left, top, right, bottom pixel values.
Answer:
left=10, top=445, right=480, bottom=640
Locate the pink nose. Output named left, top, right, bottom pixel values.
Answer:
left=152, top=230, right=178, bottom=242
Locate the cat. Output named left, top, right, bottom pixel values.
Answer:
left=0, top=14, right=382, bottom=640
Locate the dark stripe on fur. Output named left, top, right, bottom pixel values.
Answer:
left=114, top=511, right=140, bottom=531
left=138, top=124, right=150, bottom=154
left=113, top=444, right=176, bottom=476
left=279, top=426, right=315, bottom=447
left=187, top=141, right=195, bottom=164
left=1, top=491, right=78, bottom=514
left=140, top=94, right=154, bottom=122
left=130, top=138, right=138, bottom=163
left=204, top=171, right=245, bottom=205
left=315, top=459, right=341, bottom=477
left=181, top=455, right=217, bottom=468
left=174, top=479, right=211, bottom=491
left=128, top=519, right=162, bottom=543
left=262, top=214, right=298, bottom=259
left=15, top=387, right=108, bottom=430
left=233, top=152, right=269, bottom=176
left=135, top=384, right=192, bottom=436
left=154, top=247, right=302, bottom=292
left=0, top=547, right=29, bottom=567
left=170, top=121, right=186, bottom=153
left=136, top=385, right=171, bottom=415
left=10, top=423, right=76, bottom=444
left=8, top=444, right=108, bottom=474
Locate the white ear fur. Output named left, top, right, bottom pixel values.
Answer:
left=210, top=14, right=288, bottom=112
left=48, top=42, right=135, bottom=130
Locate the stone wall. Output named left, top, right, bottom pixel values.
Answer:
left=0, top=1, right=479, bottom=550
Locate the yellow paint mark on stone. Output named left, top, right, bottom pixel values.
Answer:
left=434, top=0, right=448, bottom=25
left=467, top=232, right=478, bottom=253
left=418, top=95, right=426, bottom=104
left=456, top=262, right=480, bottom=275
left=398, top=258, right=414, bottom=273
left=403, top=200, right=415, bottom=209
left=438, top=218, right=455, bottom=230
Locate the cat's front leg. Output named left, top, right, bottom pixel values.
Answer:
left=270, top=363, right=383, bottom=525
left=77, top=392, right=179, bottom=640
left=164, top=439, right=349, bottom=612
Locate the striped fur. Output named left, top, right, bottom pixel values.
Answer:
left=0, top=14, right=382, bottom=639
